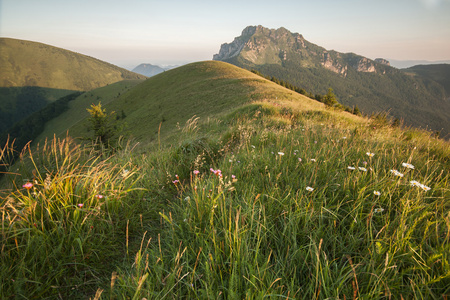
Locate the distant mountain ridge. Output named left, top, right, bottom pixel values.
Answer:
left=0, top=38, right=146, bottom=91
left=132, top=64, right=165, bottom=77
left=391, top=59, right=450, bottom=69
left=403, top=64, right=450, bottom=97
left=131, top=63, right=180, bottom=77
left=213, top=25, right=450, bottom=138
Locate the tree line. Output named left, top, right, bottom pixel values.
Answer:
left=251, top=70, right=362, bottom=116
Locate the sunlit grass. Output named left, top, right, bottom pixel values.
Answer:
left=1, top=84, right=450, bottom=298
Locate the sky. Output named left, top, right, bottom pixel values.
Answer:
left=1, top=0, right=450, bottom=69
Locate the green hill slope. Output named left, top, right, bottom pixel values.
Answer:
left=0, top=38, right=146, bottom=91
left=403, top=64, right=450, bottom=96
left=0, top=86, right=75, bottom=134
left=1, top=60, right=449, bottom=299
left=213, top=26, right=450, bottom=138
left=37, top=61, right=336, bottom=146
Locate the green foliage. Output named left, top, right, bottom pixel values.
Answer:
left=404, top=64, right=450, bottom=96
left=85, top=102, right=121, bottom=150
left=1, top=138, right=145, bottom=298
left=323, top=88, right=338, bottom=107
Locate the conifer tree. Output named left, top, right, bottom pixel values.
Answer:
left=86, top=102, right=117, bottom=149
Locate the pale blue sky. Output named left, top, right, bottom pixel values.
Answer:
left=1, top=0, right=449, bottom=69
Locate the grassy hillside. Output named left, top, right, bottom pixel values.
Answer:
left=36, top=61, right=328, bottom=147
left=0, top=86, right=74, bottom=134
left=0, top=38, right=146, bottom=91
left=1, top=61, right=449, bottom=299
left=35, top=79, right=144, bottom=144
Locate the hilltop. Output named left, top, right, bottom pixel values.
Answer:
left=213, top=25, right=450, bottom=138
left=35, top=61, right=329, bottom=146
left=0, top=38, right=146, bottom=91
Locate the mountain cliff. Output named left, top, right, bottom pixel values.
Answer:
left=213, top=26, right=450, bottom=138
left=213, top=26, right=388, bottom=75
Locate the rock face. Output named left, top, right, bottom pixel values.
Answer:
left=213, top=25, right=389, bottom=76
left=375, top=58, right=390, bottom=66
left=213, top=26, right=257, bottom=61
left=322, top=52, right=348, bottom=76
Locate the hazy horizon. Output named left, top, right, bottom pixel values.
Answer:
left=1, top=0, right=450, bottom=69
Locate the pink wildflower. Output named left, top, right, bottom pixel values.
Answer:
left=23, top=182, right=33, bottom=190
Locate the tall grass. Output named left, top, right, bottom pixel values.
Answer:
left=1, top=102, right=449, bottom=299
left=1, top=137, right=147, bottom=298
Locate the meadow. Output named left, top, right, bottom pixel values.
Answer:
left=1, top=62, right=449, bottom=299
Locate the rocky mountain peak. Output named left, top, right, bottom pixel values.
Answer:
left=213, top=25, right=391, bottom=76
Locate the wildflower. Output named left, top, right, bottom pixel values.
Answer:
left=374, top=208, right=384, bottom=213
left=231, top=175, right=236, bottom=179
left=251, top=145, right=256, bottom=149
left=373, top=191, right=381, bottom=196
left=358, top=167, right=367, bottom=172
left=184, top=196, right=190, bottom=201
left=310, top=159, right=316, bottom=162
left=402, top=162, right=415, bottom=169
left=314, top=141, right=317, bottom=144
left=347, top=166, right=355, bottom=170
left=172, top=180, right=179, bottom=185
left=278, top=152, right=285, bottom=156
left=121, top=169, right=130, bottom=178
left=362, top=161, right=367, bottom=165
left=95, top=194, right=104, bottom=199
left=298, top=158, right=302, bottom=162
left=390, top=169, right=404, bottom=177
left=193, top=170, right=200, bottom=175
left=77, top=203, right=84, bottom=208
left=210, top=168, right=214, bottom=173
left=420, top=184, right=431, bottom=191
left=410, top=180, right=421, bottom=187
left=410, top=180, right=431, bottom=191
left=23, top=182, right=33, bottom=190
left=306, top=186, right=314, bottom=192
left=366, top=152, right=375, bottom=157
